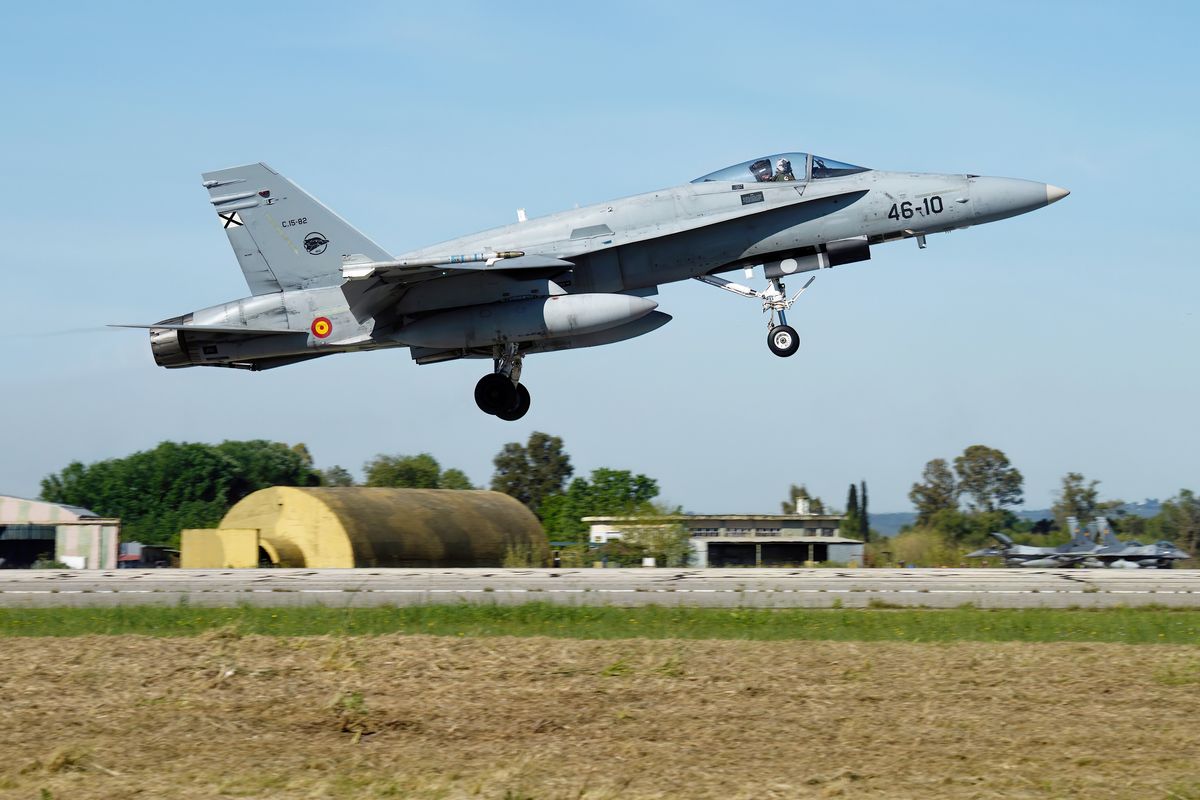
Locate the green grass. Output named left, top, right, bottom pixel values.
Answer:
left=1, top=603, right=1199, bottom=644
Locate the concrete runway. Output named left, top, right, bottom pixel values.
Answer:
left=2, top=567, right=1199, bottom=608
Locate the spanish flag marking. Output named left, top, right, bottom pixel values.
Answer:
left=311, top=317, right=333, bottom=339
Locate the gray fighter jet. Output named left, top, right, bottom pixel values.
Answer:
left=121, top=152, right=1068, bottom=419
left=1082, top=519, right=1191, bottom=569
left=968, top=517, right=1190, bottom=568
left=967, top=527, right=1098, bottom=568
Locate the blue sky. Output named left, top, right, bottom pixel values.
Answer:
left=2, top=1, right=1197, bottom=515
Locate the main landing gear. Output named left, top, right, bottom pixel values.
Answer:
left=475, top=343, right=531, bottom=420
left=695, top=272, right=814, bottom=358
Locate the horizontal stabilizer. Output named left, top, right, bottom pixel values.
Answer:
left=110, top=323, right=297, bottom=336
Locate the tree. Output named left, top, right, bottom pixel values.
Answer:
left=364, top=453, right=441, bottom=488
left=839, top=483, right=860, bottom=538
left=1160, top=489, right=1200, bottom=553
left=953, top=445, right=1023, bottom=513
left=39, top=440, right=320, bottom=546
left=1051, top=472, right=1099, bottom=528
left=859, top=480, right=870, bottom=543
left=438, top=468, right=475, bottom=490
left=909, top=458, right=958, bottom=525
left=363, top=453, right=472, bottom=489
left=490, top=431, right=573, bottom=515
left=781, top=484, right=824, bottom=514
left=317, top=466, right=356, bottom=487
left=539, top=468, right=660, bottom=542
left=216, top=440, right=321, bottom=497
left=606, top=505, right=692, bottom=567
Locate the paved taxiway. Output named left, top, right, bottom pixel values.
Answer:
left=2, top=568, right=1199, bottom=608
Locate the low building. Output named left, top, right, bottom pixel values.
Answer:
left=584, top=511, right=863, bottom=567
left=118, top=542, right=180, bottom=568
left=0, top=495, right=119, bottom=569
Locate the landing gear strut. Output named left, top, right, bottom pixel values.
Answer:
left=475, top=343, right=531, bottom=420
left=695, top=272, right=814, bottom=358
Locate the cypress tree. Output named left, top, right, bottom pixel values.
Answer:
left=840, top=483, right=860, bottom=538
left=859, top=480, right=870, bottom=543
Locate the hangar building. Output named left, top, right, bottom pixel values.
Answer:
left=585, top=510, right=863, bottom=567
left=181, top=486, right=548, bottom=568
left=0, top=495, right=119, bottom=569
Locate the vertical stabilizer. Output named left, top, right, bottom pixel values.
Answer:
left=201, top=163, right=393, bottom=295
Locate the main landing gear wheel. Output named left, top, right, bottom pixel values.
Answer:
left=767, top=325, right=800, bottom=357
left=495, top=383, right=531, bottom=421
left=475, top=373, right=517, bottom=415
left=477, top=342, right=531, bottom=420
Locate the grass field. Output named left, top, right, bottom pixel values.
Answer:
left=2, top=603, right=1200, bottom=643
left=3, top=607, right=1199, bottom=799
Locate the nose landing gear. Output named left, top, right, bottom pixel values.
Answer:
left=695, top=272, right=814, bottom=358
left=475, top=343, right=531, bottom=420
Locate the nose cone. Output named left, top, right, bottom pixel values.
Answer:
left=970, top=177, right=1069, bottom=223
left=1045, top=184, right=1070, bottom=204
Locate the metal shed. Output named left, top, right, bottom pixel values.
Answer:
left=181, top=487, right=547, bottom=568
left=0, top=495, right=119, bottom=569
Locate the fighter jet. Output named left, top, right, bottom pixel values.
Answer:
left=1079, top=519, right=1191, bottom=569
left=967, top=517, right=1190, bottom=568
left=967, top=527, right=1098, bottom=568
left=120, top=152, right=1068, bottom=419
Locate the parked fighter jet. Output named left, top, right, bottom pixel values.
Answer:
left=967, top=517, right=1190, bottom=568
left=120, top=153, right=1068, bottom=419
left=967, top=528, right=1098, bottom=568
left=1083, top=519, right=1191, bottom=569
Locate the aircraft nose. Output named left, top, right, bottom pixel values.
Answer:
left=1045, top=184, right=1070, bottom=204
left=970, top=176, right=1068, bottom=223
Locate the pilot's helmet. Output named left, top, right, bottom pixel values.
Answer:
left=776, top=158, right=792, bottom=173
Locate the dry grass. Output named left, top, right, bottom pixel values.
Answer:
left=1, top=635, right=1198, bottom=799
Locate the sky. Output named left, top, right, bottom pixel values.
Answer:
left=2, top=1, right=1197, bottom=515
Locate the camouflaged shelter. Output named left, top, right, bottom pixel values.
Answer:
left=181, top=487, right=546, bottom=568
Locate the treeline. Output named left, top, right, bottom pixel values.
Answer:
left=892, top=444, right=1199, bottom=566
left=41, top=437, right=1197, bottom=566
left=38, top=433, right=669, bottom=553
left=41, top=441, right=321, bottom=544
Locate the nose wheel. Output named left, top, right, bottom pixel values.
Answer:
left=475, top=343, right=531, bottom=420
left=767, top=324, right=800, bottom=357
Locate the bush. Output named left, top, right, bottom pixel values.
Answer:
left=501, top=543, right=545, bottom=568
left=891, top=529, right=970, bottom=567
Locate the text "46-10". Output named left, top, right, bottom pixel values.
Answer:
left=888, top=196, right=944, bottom=221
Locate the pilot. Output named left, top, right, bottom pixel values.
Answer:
left=749, top=158, right=774, bottom=182
left=775, top=158, right=796, bottom=181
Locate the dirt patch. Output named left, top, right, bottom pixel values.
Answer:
left=1, top=635, right=1198, bottom=799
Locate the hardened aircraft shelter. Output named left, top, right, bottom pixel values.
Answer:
left=181, top=487, right=547, bottom=568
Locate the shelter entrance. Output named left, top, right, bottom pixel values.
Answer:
left=706, top=541, right=829, bottom=568
left=0, top=524, right=57, bottom=568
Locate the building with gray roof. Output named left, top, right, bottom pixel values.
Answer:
left=0, top=495, right=118, bottom=569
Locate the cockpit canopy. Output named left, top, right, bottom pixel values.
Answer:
left=691, top=153, right=868, bottom=184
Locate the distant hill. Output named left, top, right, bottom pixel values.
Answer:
left=868, top=500, right=1163, bottom=538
